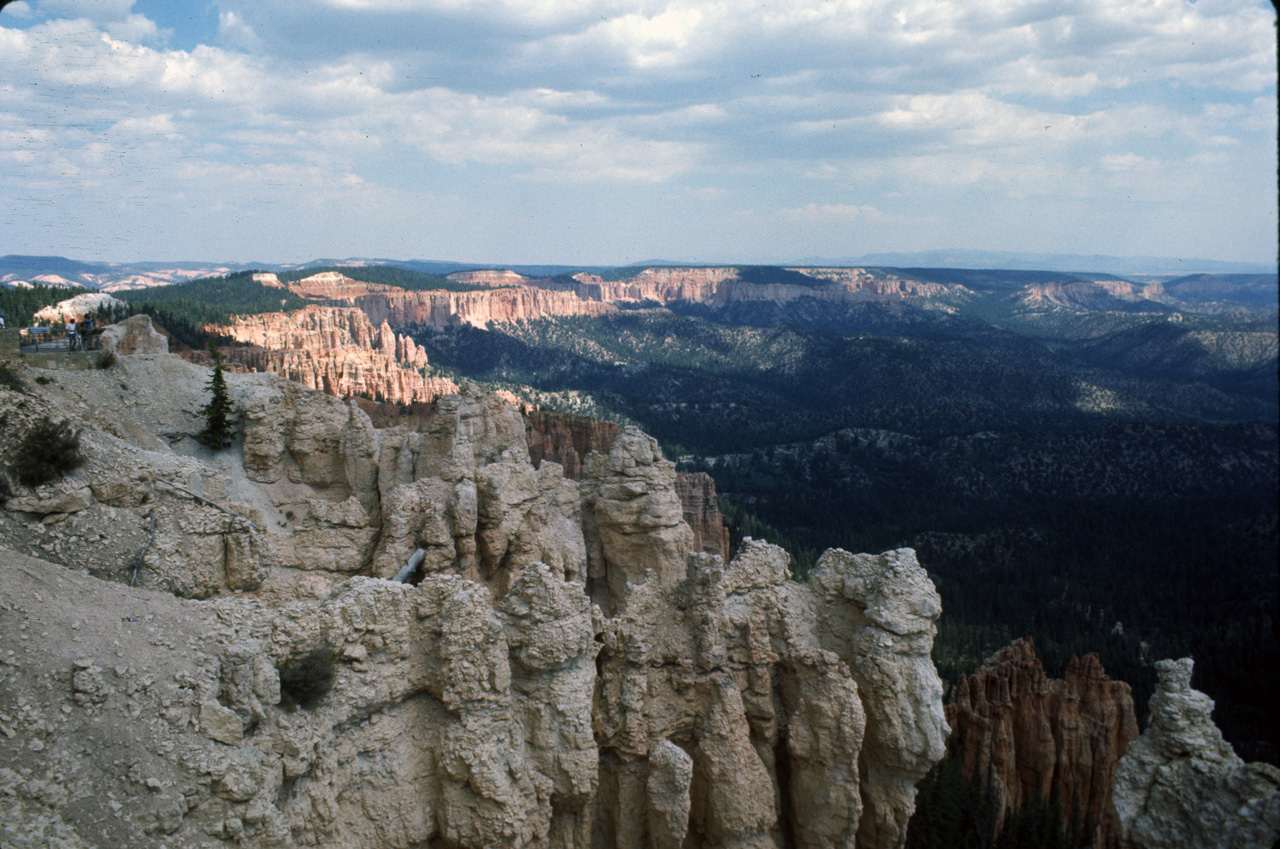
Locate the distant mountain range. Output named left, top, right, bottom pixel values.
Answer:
left=2, top=251, right=1274, bottom=292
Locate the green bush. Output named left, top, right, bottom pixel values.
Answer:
left=278, top=648, right=337, bottom=711
left=34, top=375, right=52, bottom=385
left=96, top=351, right=117, bottom=369
left=12, top=416, right=83, bottom=487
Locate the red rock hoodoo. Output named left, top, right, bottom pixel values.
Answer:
left=946, top=637, right=1139, bottom=844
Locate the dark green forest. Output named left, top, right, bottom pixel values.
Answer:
left=0, top=284, right=91, bottom=328
left=278, top=265, right=494, bottom=292
left=410, top=300, right=1279, bottom=766
left=119, top=271, right=310, bottom=349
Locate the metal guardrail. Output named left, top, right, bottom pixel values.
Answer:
left=18, top=328, right=102, bottom=354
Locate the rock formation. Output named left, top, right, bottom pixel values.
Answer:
left=0, top=349, right=950, bottom=848
left=1112, top=658, right=1280, bottom=849
left=100, top=313, right=170, bottom=355
left=212, top=305, right=457, bottom=406
left=528, top=266, right=961, bottom=307
left=525, top=410, right=621, bottom=480
left=673, top=470, right=731, bottom=562
left=32, top=291, right=127, bottom=324
left=946, top=637, right=1139, bottom=843
left=350, top=286, right=614, bottom=330
left=525, top=410, right=731, bottom=561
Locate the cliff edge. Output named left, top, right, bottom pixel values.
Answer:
left=0, top=346, right=948, bottom=849
left=1112, top=658, right=1280, bottom=849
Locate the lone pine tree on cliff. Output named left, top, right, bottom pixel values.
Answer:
left=197, top=340, right=236, bottom=449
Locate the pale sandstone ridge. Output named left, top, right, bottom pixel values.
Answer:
left=100, top=313, right=170, bottom=355
left=0, top=352, right=949, bottom=849
left=1111, top=658, right=1280, bottom=849
left=446, top=269, right=530, bottom=288
left=281, top=270, right=402, bottom=300
left=350, top=287, right=614, bottom=330
left=1019, top=279, right=1170, bottom=311
left=32, top=291, right=126, bottom=324
left=212, top=305, right=458, bottom=406
left=946, top=637, right=1138, bottom=844
left=533, top=267, right=961, bottom=307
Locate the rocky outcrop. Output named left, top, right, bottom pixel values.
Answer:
left=100, top=313, right=169, bottom=355
left=0, top=353, right=950, bottom=849
left=1112, top=658, right=1280, bottom=849
left=280, top=270, right=402, bottom=300
left=1019, top=279, right=1171, bottom=311
left=525, top=411, right=729, bottom=561
left=212, top=306, right=458, bottom=406
left=525, top=410, right=621, bottom=480
left=530, top=267, right=961, bottom=307
left=673, top=471, right=731, bottom=562
left=947, top=638, right=1138, bottom=843
left=446, top=269, right=529, bottom=288
left=351, top=287, right=614, bottom=330
left=33, top=292, right=127, bottom=324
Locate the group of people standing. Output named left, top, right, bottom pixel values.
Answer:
left=66, top=315, right=97, bottom=350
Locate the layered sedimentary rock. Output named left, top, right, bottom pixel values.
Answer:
left=525, top=410, right=622, bottom=480
left=526, top=410, right=730, bottom=560
left=947, top=638, right=1138, bottom=843
left=1020, top=279, right=1170, bottom=310
left=673, top=470, right=731, bottom=562
left=212, top=306, right=457, bottom=406
left=1112, top=658, right=1280, bottom=849
left=0, top=353, right=949, bottom=849
left=530, top=266, right=961, bottom=307
left=350, top=287, right=614, bottom=330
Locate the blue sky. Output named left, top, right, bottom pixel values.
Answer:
left=1, top=0, right=1275, bottom=265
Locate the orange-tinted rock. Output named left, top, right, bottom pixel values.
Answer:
left=525, top=410, right=620, bottom=479
left=212, top=305, right=457, bottom=406
left=350, top=287, right=614, bottom=329
left=530, top=266, right=961, bottom=306
left=674, top=471, right=731, bottom=561
left=946, top=637, right=1139, bottom=844
left=525, top=411, right=730, bottom=560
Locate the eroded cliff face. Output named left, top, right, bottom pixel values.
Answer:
left=946, top=637, right=1138, bottom=844
left=212, top=306, right=458, bottom=406
left=1112, top=658, right=1280, bottom=849
left=533, top=267, right=961, bottom=307
left=0, top=351, right=949, bottom=849
left=524, top=411, right=730, bottom=562
left=351, top=288, right=615, bottom=330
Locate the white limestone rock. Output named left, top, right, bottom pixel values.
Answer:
left=1112, top=658, right=1280, bottom=849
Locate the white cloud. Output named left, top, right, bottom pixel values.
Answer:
left=3, top=2, right=33, bottom=18
left=3, top=0, right=1274, bottom=263
left=219, top=10, right=262, bottom=51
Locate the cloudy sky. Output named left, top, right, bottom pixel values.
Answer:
left=1, top=0, right=1275, bottom=266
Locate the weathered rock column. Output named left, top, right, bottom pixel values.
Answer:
left=1112, top=658, right=1280, bottom=849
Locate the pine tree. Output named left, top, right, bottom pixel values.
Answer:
left=197, top=340, right=235, bottom=449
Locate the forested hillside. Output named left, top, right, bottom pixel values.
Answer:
left=408, top=286, right=1279, bottom=765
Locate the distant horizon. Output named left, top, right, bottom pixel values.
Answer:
left=2, top=249, right=1276, bottom=280
left=2, top=1, right=1276, bottom=266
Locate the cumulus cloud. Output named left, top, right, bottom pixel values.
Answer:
left=1, top=0, right=1274, bottom=262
